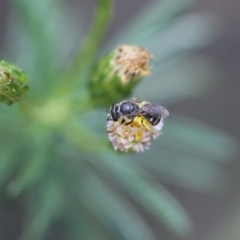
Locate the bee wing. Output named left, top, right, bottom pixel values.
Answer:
left=127, top=108, right=145, bottom=118
left=140, top=103, right=169, bottom=118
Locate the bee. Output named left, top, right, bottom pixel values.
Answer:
left=107, top=100, right=140, bottom=125
left=107, top=99, right=169, bottom=132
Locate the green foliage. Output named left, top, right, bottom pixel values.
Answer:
left=0, top=0, right=238, bottom=239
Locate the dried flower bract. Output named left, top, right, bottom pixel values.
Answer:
left=111, top=45, right=153, bottom=84
left=89, top=45, right=153, bottom=106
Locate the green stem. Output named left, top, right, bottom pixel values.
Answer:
left=62, top=119, right=108, bottom=153
left=55, top=0, right=113, bottom=96
left=10, top=0, right=56, bottom=81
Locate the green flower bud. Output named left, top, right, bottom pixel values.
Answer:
left=88, top=45, right=153, bottom=106
left=0, top=60, right=29, bottom=105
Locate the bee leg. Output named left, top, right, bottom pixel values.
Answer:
left=140, top=117, right=157, bottom=133
left=140, top=117, right=146, bottom=127
left=121, top=118, right=125, bottom=124
left=107, top=115, right=113, bottom=121
left=124, top=119, right=134, bottom=125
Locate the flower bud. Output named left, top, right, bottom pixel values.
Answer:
left=89, top=45, right=153, bottom=106
left=0, top=60, right=29, bottom=105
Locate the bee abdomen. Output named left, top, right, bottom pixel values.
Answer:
left=148, top=116, right=161, bottom=126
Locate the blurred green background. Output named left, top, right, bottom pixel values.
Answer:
left=0, top=0, right=240, bottom=240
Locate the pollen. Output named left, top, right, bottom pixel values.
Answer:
left=134, top=130, right=143, bottom=142
left=129, top=117, right=142, bottom=128
left=111, top=45, right=153, bottom=84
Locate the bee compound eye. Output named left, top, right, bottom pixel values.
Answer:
left=110, top=103, right=120, bottom=121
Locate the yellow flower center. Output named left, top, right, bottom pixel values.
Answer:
left=134, top=130, right=143, bottom=142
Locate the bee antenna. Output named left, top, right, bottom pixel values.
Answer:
left=107, top=115, right=112, bottom=121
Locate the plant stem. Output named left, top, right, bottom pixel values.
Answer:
left=55, top=0, right=113, bottom=96
left=62, top=119, right=108, bottom=153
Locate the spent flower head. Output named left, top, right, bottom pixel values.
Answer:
left=111, top=45, right=153, bottom=84
left=89, top=45, right=153, bottom=106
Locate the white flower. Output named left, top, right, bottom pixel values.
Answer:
left=107, top=116, right=164, bottom=153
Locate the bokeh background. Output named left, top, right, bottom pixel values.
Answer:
left=0, top=0, right=240, bottom=240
